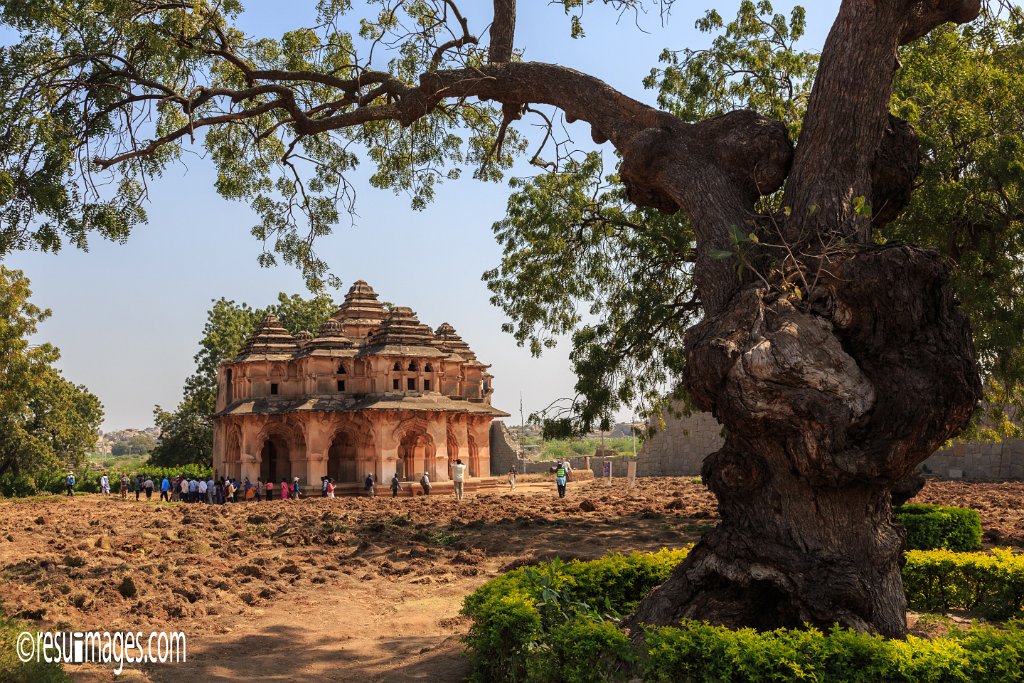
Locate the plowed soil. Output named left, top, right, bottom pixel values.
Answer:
left=1, top=477, right=1021, bottom=681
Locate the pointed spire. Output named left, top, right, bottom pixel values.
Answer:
left=238, top=313, right=298, bottom=357
left=367, top=307, right=437, bottom=347
left=305, top=318, right=354, bottom=350
left=433, top=322, right=477, bottom=360
left=332, top=280, right=387, bottom=325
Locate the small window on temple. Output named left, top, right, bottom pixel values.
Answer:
left=270, top=383, right=279, bottom=395
left=337, top=362, right=346, bottom=374
left=393, top=362, right=402, bottom=371
left=423, top=379, right=431, bottom=391
left=392, top=378, right=400, bottom=390
left=337, top=380, right=345, bottom=392
left=407, top=377, right=416, bottom=391
left=408, top=361, right=418, bottom=371
left=424, top=363, right=433, bottom=372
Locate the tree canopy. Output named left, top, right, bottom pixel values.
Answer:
left=0, top=267, right=103, bottom=491
left=1, top=0, right=1019, bottom=434
left=150, top=292, right=335, bottom=466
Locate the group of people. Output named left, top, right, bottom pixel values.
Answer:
left=72, top=456, right=569, bottom=502
left=89, top=473, right=307, bottom=503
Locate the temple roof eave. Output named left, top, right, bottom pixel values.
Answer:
left=215, top=395, right=510, bottom=418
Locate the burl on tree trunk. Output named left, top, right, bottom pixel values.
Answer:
left=628, top=246, right=980, bottom=637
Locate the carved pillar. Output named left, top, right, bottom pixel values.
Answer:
left=428, top=416, right=448, bottom=481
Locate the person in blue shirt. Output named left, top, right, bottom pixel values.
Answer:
left=160, top=476, right=170, bottom=502
left=65, top=472, right=76, bottom=497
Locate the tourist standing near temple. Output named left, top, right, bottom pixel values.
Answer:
left=420, top=472, right=431, bottom=496
left=160, top=476, right=170, bottom=501
left=452, top=459, right=467, bottom=501
left=265, top=479, right=273, bottom=501
left=280, top=479, right=289, bottom=500
left=198, top=478, right=208, bottom=503
left=326, top=479, right=336, bottom=498
left=321, top=476, right=329, bottom=498
left=144, top=477, right=154, bottom=500
left=65, top=472, right=75, bottom=496
left=100, top=473, right=110, bottom=496
left=390, top=474, right=400, bottom=497
left=291, top=477, right=301, bottom=499
left=120, top=474, right=129, bottom=499
left=364, top=473, right=376, bottom=497
left=508, top=467, right=517, bottom=491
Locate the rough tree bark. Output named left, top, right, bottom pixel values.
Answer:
left=623, top=0, right=983, bottom=638
left=70, top=0, right=985, bottom=637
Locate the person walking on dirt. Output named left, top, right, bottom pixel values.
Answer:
left=144, top=477, right=154, bottom=500
left=255, top=478, right=264, bottom=502
left=452, top=459, right=467, bottom=501
left=120, top=474, right=129, bottom=500
left=554, top=459, right=569, bottom=499
left=326, top=479, right=336, bottom=498
left=321, top=476, right=329, bottom=498
left=65, top=472, right=75, bottom=496
left=390, top=474, right=400, bottom=498
left=419, top=472, right=431, bottom=496
left=265, top=479, right=273, bottom=501
left=364, top=473, right=376, bottom=497
left=100, top=474, right=110, bottom=496
left=280, top=479, right=289, bottom=500
left=508, top=466, right=517, bottom=492
left=198, top=477, right=208, bottom=503
left=291, top=477, right=301, bottom=499
left=134, top=475, right=143, bottom=501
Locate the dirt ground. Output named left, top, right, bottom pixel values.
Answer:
left=1, top=477, right=1021, bottom=682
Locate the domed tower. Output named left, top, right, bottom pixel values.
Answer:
left=331, top=280, right=387, bottom=345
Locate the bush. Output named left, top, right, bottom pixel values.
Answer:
left=462, top=550, right=686, bottom=681
left=464, top=549, right=1024, bottom=682
left=0, top=612, right=69, bottom=682
left=642, top=620, right=1024, bottom=682
left=896, top=504, right=982, bottom=552
left=903, top=548, right=1024, bottom=618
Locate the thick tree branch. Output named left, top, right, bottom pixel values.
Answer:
left=783, top=0, right=980, bottom=245
left=489, top=0, right=516, bottom=63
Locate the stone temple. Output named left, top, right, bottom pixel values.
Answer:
left=212, top=281, right=508, bottom=491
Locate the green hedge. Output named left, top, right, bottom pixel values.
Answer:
left=463, top=549, right=1024, bottom=682
left=896, top=504, right=982, bottom=552
left=904, top=548, right=1024, bottom=618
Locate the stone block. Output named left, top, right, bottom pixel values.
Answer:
left=948, top=468, right=963, bottom=479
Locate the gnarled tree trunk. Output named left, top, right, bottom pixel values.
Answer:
left=618, top=0, right=984, bottom=639
left=627, top=246, right=980, bottom=637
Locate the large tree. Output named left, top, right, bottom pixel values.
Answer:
left=1, top=0, right=1016, bottom=636
left=0, top=267, right=103, bottom=488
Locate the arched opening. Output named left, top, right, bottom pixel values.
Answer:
left=408, top=361, right=418, bottom=371
left=328, top=431, right=358, bottom=483
left=468, top=435, right=480, bottom=477
left=393, top=361, right=402, bottom=371
left=447, top=430, right=460, bottom=469
left=260, top=435, right=290, bottom=483
left=337, top=362, right=346, bottom=374
left=398, top=431, right=431, bottom=481
left=424, top=363, right=433, bottom=372
left=224, top=428, right=242, bottom=479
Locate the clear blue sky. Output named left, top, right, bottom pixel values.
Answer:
left=5, top=1, right=841, bottom=431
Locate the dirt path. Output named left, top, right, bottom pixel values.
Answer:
left=2, top=478, right=1021, bottom=682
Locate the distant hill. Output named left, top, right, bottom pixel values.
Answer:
left=94, top=427, right=160, bottom=455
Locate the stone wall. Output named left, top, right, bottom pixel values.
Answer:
left=489, top=421, right=521, bottom=475
left=921, top=439, right=1024, bottom=481
left=518, top=455, right=634, bottom=478
left=633, top=408, right=1024, bottom=482
left=634, top=411, right=724, bottom=477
